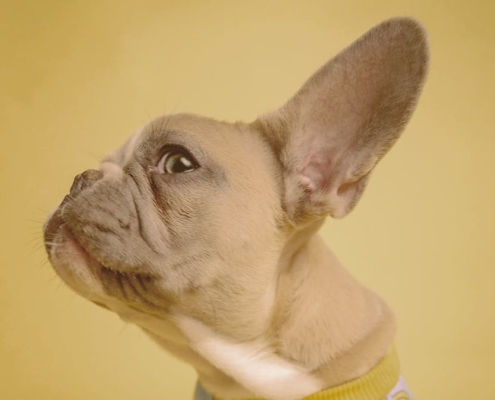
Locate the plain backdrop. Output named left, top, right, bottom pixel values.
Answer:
left=1, top=1, right=494, bottom=399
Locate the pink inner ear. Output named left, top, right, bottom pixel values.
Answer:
left=298, top=134, right=338, bottom=194
left=299, top=175, right=317, bottom=193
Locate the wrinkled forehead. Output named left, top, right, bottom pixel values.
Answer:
left=106, top=113, right=258, bottom=168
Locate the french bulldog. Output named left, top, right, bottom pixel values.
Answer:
left=44, top=17, right=429, bottom=400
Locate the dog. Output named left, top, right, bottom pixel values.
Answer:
left=43, top=17, right=429, bottom=400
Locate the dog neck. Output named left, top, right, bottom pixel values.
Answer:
left=269, top=222, right=397, bottom=389
left=120, top=220, right=396, bottom=400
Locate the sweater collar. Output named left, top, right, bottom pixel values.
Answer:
left=196, top=347, right=401, bottom=400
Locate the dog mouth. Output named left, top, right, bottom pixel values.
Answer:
left=44, top=205, right=161, bottom=310
left=44, top=203, right=137, bottom=274
left=43, top=206, right=98, bottom=269
left=43, top=200, right=67, bottom=255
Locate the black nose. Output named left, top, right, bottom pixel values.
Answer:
left=69, top=169, right=103, bottom=197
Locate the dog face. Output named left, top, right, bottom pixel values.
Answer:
left=45, top=114, right=287, bottom=338
left=44, top=18, right=428, bottom=343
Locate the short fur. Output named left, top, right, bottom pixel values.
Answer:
left=44, top=18, right=429, bottom=400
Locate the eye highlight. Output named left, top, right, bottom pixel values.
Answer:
left=157, top=148, right=199, bottom=174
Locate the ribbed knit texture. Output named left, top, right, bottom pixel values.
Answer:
left=214, top=348, right=400, bottom=400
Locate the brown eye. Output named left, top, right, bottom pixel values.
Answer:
left=157, top=149, right=199, bottom=174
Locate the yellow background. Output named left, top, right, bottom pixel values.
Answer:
left=1, top=1, right=494, bottom=399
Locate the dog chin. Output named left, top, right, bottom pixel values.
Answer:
left=45, top=216, right=167, bottom=317
left=47, top=223, right=109, bottom=301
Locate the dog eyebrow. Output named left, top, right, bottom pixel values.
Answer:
left=138, top=128, right=187, bottom=156
left=135, top=126, right=212, bottom=172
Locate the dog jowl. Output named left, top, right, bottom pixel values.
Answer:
left=44, top=18, right=428, bottom=400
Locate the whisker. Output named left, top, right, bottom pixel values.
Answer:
left=87, top=152, right=105, bottom=163
left=36, top=258, right=50, bottom=270
left=118, top=322, right=129, bottom=337
left=30, top=243, right=47, bottom=255
left=26, top=219, right=45, bottom=225
left=27, top=236, right=45, bottom=245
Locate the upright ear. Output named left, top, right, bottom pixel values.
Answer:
left=255, top=18, right=429, bottom=222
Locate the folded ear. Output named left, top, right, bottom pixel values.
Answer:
left=255, top=18, right=429, bottom=223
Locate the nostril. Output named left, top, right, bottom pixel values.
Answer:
left=70, top=169, right=103, bottom=197
left=81, top=168, right=103, bottom=182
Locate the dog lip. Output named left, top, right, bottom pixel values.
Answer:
left=43, top=207, right=65, bottom=255
left=44, top=193, right=75, bottom=254
left=60, top=224, right=95, bottom=262
left=44, top=214, right=110, bottom=274
left=63, top=227, right=118, bottom=274
left=44, top=200, right=153, bottom=277
left=62, top=222, right=155, bottom=278
left=56, top=226, right=158, bottom=305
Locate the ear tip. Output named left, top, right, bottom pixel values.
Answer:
left=371, top=17, right=431, bottom=81
left=377, top=17, right=430, bottom=58
left=378, top=16, right=428, bottom=37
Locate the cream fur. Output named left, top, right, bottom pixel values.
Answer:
left=43, top=17, right=429, bottom=400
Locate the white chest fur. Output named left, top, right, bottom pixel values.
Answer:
left=176, top=316, right=324, bottom=400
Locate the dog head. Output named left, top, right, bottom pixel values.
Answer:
left=44, top=17, right=428, bottom=355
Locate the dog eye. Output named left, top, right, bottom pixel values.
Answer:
left=157, top=149, right=199, bottom=174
